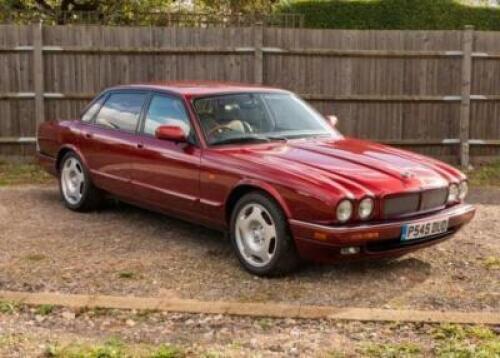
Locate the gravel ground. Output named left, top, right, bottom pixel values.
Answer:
left=0, top=184, right=498, bottom=312
left=0, top=305, right=498, bottom=357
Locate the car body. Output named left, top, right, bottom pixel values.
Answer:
left=37, top=82, right=475, bottom=275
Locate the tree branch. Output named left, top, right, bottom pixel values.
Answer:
left=33, top=0, right=55, bottom=13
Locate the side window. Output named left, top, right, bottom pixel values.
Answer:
left=143, top=95, right=191, bottom=136
left=81, top=95, right=105, bottom=123
left=95, top=92, right=147, bottom=132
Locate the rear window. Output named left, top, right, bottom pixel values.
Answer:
left=95, top=92, right=147, bottom=132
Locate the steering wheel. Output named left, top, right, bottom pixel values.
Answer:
left=206, top=124, right=238, bottom=137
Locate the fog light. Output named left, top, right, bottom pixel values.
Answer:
left=340, top=246, right=360, bottom=255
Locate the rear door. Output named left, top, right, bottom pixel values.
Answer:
left=79, top=90, right=148, bottom=199
left=130, top=93, right=202, bottom=217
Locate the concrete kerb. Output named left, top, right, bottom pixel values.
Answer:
left=0, top=290, right=498, bottom=325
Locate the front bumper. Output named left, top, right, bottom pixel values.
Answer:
left=289, top=204, right=475, bottom=263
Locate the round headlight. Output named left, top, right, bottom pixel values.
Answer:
left=336, top=199, right=353, bottom=223
left=358, top=197, right=374, bottom=220
left=448, top=184, right=459, bottom=203
left=458, top=181, right=468, bottom=200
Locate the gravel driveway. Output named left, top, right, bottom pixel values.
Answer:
left=0, top=184, right=498, bottom=312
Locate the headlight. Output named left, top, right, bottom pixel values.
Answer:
left=458, top=181, right=468, bottom=201
left=448, top=184, right=459, bottom=203
left=336, top=199, right=353, bottom=223
left=358, top=197, right=374, bottom=220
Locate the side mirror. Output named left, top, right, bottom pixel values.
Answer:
left=327, top=115, right=338, bottom=128
left=155, top=125, right=187, bottom=143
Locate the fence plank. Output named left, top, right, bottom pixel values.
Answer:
left=460, top=26, right=474, bottom=168
left=32, top=22, right=44, bottom=128
left=253, top=23, right=264, bottom=84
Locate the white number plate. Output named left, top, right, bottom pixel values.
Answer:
left=401, top=218, right=449, bottom=241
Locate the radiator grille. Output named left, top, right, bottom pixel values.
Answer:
left=421, top=187, right=448, bottom=211
left=383, top=187, right=448, bottom=218
left=383, top=193, right=419, bottom=218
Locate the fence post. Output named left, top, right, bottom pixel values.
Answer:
left=254, top=22, right=264, bottom=85
left=460, top=25, right=474, bottom=169
left=33, top=21, right=45, bottom=127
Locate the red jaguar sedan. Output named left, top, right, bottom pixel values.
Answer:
left=37, top=82, right=475, bottom=276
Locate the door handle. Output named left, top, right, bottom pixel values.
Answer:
left=84, top=133, right=93, bottom=139
left=136, top=143, right=144, bottom=149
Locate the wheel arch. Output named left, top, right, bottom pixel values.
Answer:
left=55, top=145, right=88, bottom=172
left=224, top=180, right=292, bottom=225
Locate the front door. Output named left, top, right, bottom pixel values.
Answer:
left=130, top=93, right=201, bottom=217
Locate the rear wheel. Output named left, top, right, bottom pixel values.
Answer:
left=59, top=152, right=103, bottom=211
left=230, top=192, right=300, bottom=276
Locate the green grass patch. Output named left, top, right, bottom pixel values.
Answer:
left=44, top=338, right=185, bottom=358
left=255, top=318, right=273, bottom=331
left=0, top=161, right=53, bottom=186
left=433, top=324, right=500, bottom=357
left=483, top=256, right=500, bottom=270
left=36, top=304, right=55, bottom=316
left=433, top=323, right=467, bottom=341
left=468, top=160, right=500, bottom=187
left=360, top=342, right=422, bottom=357
left=45, top=338, right=125, bottom=358
left=0, top=300, right=19, bottom=314
left=149, top=344, right=185, bottom=358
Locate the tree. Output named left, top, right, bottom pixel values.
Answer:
left=1, top=0, right=175, bottom=24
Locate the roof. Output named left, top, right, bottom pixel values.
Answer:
left=109, top=81, right=289, bottom=97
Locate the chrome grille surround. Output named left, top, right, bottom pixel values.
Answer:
left=383, top=187, right=448, bottom=219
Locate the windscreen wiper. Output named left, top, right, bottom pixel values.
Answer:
left=265, top=135, right=288, bottom=142
left=212, top=135, right=271, bottom=146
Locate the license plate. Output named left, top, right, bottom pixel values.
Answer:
left=401, top=218, right=449, bottom=241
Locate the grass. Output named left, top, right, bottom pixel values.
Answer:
left=255, top=317, right=273, bottom=331
left=358, top=325, right=499, bottom=357
left=0, top=300, right=19, bottom=314
left=360, top=342, right=422, bottom=357
left=45, top=338, right=125, bottom=358
left=44, top=338, right=185, bottom=358
left=149, top=345, right=185, bottom=358
left=36, top=304, right=55, bottom=316
left=432, top=324, right=500, bottom=357
left=468, top=160, right=500, bottom=187
left=483, top=256, right=500, bottom=270
left=0, top=161, right=53, bottom=186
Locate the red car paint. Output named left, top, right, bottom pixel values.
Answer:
left=37, top=82, right=475, bottom=263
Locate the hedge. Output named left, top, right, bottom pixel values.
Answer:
left=278, top=0, right=500, bottom=30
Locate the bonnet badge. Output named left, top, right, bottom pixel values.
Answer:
left=401, top=170, right=413, bottom=179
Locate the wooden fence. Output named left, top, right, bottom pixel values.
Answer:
left=1, top=24, right=500, bottom=166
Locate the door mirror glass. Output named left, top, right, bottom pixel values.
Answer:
left=155, top=125, right=187, bottom=142
left=327, top=115, right=338, bottom=128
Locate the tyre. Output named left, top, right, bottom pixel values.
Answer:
left=59, top=152, right=103, bottom=211
left=230, top=192, right=300, bottom=276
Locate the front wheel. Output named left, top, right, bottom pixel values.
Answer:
left=230, top=192, right=300, bottom=276
left=59, top=152, right=103, bottom=211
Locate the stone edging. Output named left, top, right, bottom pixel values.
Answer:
left=0, top=290, right=498, bottom=325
